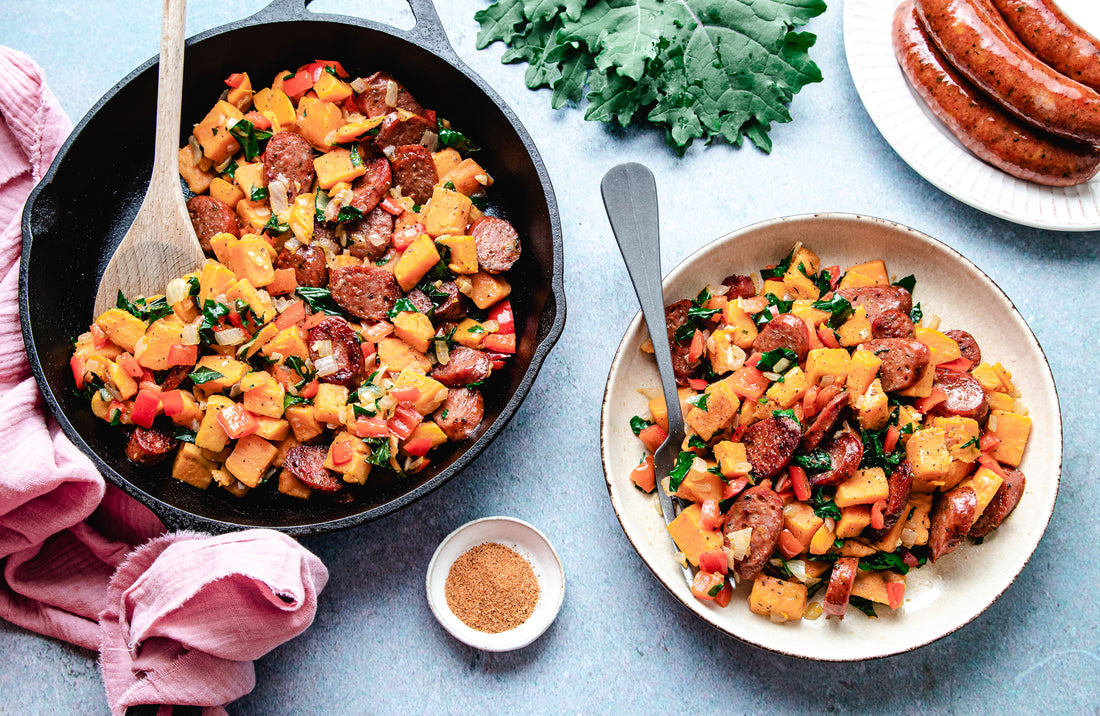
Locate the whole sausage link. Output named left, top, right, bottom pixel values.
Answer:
left=987, top=0, right=1100, bottom=93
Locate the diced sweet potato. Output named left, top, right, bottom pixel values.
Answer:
left=782, top=502, right=824, bottom=546
left=722, top=302, right=758, bottom=349
left=805, top=348, right=851, bottom=387
left=227, top=235, right=275, bottom=288
left=195, top=395, right=234, bottom=452
left=253, top=87, right=296, bottom=129
left=278, top=468, right=313, bottom=500
left=192, top=100, right=243, bottom=162
left=666, top=503, right=723, bottom=567
left=95, top=308, right=147, bottom=354
left=836, top=504, right=872, bottom=538
left=392, top=310, right=435, bottom=354
left=856, top=378, right=890, bottom=431
left=835, top=467, right=889, bottom=508
left=261, top=326, right=309, bottom=362
left=172, top=442, right=216, bottom=489
left=210, top=177, right=245, bottom=209
left=906, top=427, right=950, bottom=491
left=673, top=459, right=724, bottom=503
left=764, top=365, right=809, bottom=409
left=836, top=306, right=871, bottom=347
left=438, top=158, right=494, bottom=196
left=178, top=146, right=214, bottom=194
left=713, top=440, right=751, bottom=478
left=423, top=186, right=472, bottom=238
left=134, top=317, right=186, bottom=371
left=225, top=435, right=278, bottom=488
left=748, top=575, right=806, bottom=622
left=285, top=403, right=324, bottom=442
left=838, top=260, right=889, bottom=288
left=393, top=234, right=441, bottom=292
left=314, top=148, right=367, bottom=190
left=435, top=235, right=478, bottom=274
left=462, top=271, right=511, bottom=310
left=296, top=96, right=343, bottom=149
left=914, top=326, right=961, bottom=365
left=313, top=383, right=349, bottom=425
left=955, top=467, right=1004, bottom=521
left=990, top=411, right=1031, bottom=467
left=846, top=348, right=881, bottom=406
left=377, top=337, right=433, bottom=373
left=241, top=371, right=285, bottom=418
left=391, top=368, right=449, bottom=414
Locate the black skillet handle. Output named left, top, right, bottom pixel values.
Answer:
left=247, top=0, right=459, bottom=62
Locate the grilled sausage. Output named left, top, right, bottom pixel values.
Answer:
left=125, top=427, right=177, bottom=465
left=431, top=281, right=467, bottom=322
left=263, top=131, right=315, bottom=201
left=275, top=244, right=328, bottom=288
left=928, top=368, right=989, bottom=420
left=752, top=314, right=810, bottom=360
left=328, top=265, right=401, bottom=322
left=723, top=485, right=784, bottom=580
left=915, top=0, right=1100, bottom=143
left=742, top=415, right=802, bottom=482
left=969, top=467, right=1026, bottom=537
left=871, top=308, right=915, bottom=339
left=944, top=329, right=981, bottom=364
left=837, top=285, right=913, bottom=322
left=862, top=338, right=930, bottom=392
left=431, top=346, right=492, bottom=388
left=895, top=2, right=1100, bottom=185
left=308, top=316, right=362, bottom=386
left=721, top=274, right=756, bottom=299
left=284, top=445, right=342, bottom=492
left=389, top=144, right=438, bottom=204
left=349, top=157, right=392, bottom=214
left=800, top=389, right=849, bottom=452
left=187, top=195, right=240, bottom=252
left=665, top=299, right=702, bottom=386
left=808, top=431, right=864, bottom=487
left=433, top=387, right=484, bottom=441
left=471, top=217, right=522, bottom=274
left=824, top=557, right=859, bottom=618
left=373, top=112, right=436, bottom=151
left=988, top=0, right=1100, bottom=93
left=863, top=462, right=914, bottom=542
left=929, top=486, right=977, bottom=561
left=159, top=365, right=191, bottom=392
left=346, top=206, right=394, bottom=260
left=354, top=71, right=424, bottom=118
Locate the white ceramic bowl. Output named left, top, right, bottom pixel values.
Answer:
left=426, top=516, right=565, bottom=651
left=600, top=213, right=1061, bottom=661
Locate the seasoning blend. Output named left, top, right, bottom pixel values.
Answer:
left=444, top=542, right=540, bottom=633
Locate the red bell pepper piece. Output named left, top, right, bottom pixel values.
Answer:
left=379, top=196, right=404, bottom=215
left=637, top=424, right=667, bottom=453
left=978, top=454, right=1008, bottom=480
left=138, top=371, right=160, bottom=393
left=487, top=300, right=514, bottom=335
left=224, top=72, right=246, bottom=88
left=330, top=440, right=353, bottom=466
left=243, top=110, right=271, bottom=130
left=280, top=70, right=313, bottom=98
left=722, top=477, right=749, bottom=500
left=937, top=356, right=973, bottom=372
left=390, top=386, right=421, bottom=406
left=817, top=324, right=841, bottom=349
left=387, top=405, right=422, bottom=440
left=690, top=571, right=726, bottom=601
left=979, top=432, right=1001, bottom=451
left=698, top=549, right=728, bottom=575
left=687, top=330, right=704, bottom=363
left=886, top=581, right=906, bottom=610
left=298, top=379, right=320, bottom=399
left=714, top=581, right=733, bottom=608
left=91, top=323, right=110, bottom=347
left=870, top=500, right=887, bottom=530
left=423, top=109, right=437, bottom=125
left=403, top=437, right=434, bottom=457
left=117, top=352, right=143, bottom=378
left=630, top=455, right=656, bottom=493
left=361, top=342, right=376, bottom=362
left=914, top=386, right=948, bottom=413
left=883, top=424, right=901, bottom=454
left=216, top=403, right=258, bottom=439
left=700, top=499, right=724, bottom=531
left=392, top=223, right=425, bottom=251
left=274, top=300, right=306, bottom=330
left=160, top=390, right=185, bottom=417
left=823, top=265, right=841, bottom=291
left=227, top=310, right=243, bottom=329
left=483, top=333, right=515, bottom=354
left=688, top=378, right=709, bottom=391
left=789, top=465, right=811, bottom=502
left=71, top=355, right=87, bottom=390
left=167, top=344, right=198, bottom=367
left=354, top=416, right=390, bottom=439
left=777, top=529, right=804, bottom=560
left=131, top=389, right=160, bottom=429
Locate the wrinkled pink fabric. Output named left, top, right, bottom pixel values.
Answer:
left=0, top=46, right=329, bottom=715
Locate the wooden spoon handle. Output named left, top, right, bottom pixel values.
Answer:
left=148, top=0, right=187, bottom=197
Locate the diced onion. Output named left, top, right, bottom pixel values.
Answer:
left=214, top=328, right=248, bottom=345
left=350, top=77, right=369, bottom=94
left=674, top=551, right=688, bottom=569
left=785, top=560, right=819, bottom=586
left=229, top=382, right=243, bottom=397
left=722, top=546, right=737, bottom=571
left=377, top=394, right=396, bottom=412
left=283, top=236, right=302, bottom=252
left=435, top=340, right=450, bottom=365
left=165, top=278, right=188, bottom=305
left=419, top=130, right=438, bottom=152
left=272, top=296, right=294, bottom=312
left=762, top=371, right=781, bottom=382
left=312, top=339, right=333, bottom=358
left=268, top=179, right=290, bottom=214
left=901, top=528, right=918, bottom=549
left=823, top=517, right=836, bottom=532
left=772, top=358, right=791, bottom=373
left=384, top=80, right=399, bottom=107
left=728, top=527, right=753, bottom=561
left=803, top=602, right=824, bottom=620
left=214, top=155, right=234, bottom=174
left=181, top=324, right=200, bottom=346
left=926, top=313, right=941, bottom=330
left=1013, top=400, right=1028, bottom=415
left=187, top=136, right=203, bottom=165
left=707, top=283, right=729, bottom=296
left=313, top=355, right=340, bottom=377
left=474, top=173, right=490, bottom=186
left=381, top=145, right=396, bottom=159
left=691, top=456, right=707, bottom=474
left=987, top=414, right=999, bottom=432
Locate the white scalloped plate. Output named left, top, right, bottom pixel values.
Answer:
left=600, top=214, right=1061, bottom=661
left=844, top=0, right=1100, bottom=231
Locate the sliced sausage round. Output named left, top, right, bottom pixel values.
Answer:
left=284, top=445, right=342, bottom=492
left=263, top=132, right=315, bottom=201
left=752, top=313, right=809, bottom=360
left=275, top=244, right=328, bottom=288
left=405, top=288, right=434, bottom=315
left=349, top=157, right=392, bottom=214
left=721, top=274, right=756, bottom=299
left=431, top=346, right=492, bottom=388
left=723, top=485, right=783, bottom=580
left=187, top=195, right=239, bottom=252
left=969, top=467, right=1026, bottom=538
left=373, top=112, right=436, bottom=151
left=800, top=390, right=849, bottom=452
left=328, top=266, right=401, bottom=322
left=928, top=369, right=989, bottom=420
left=863, top=338, right=930, bottom=392
left=159, top=365, right=192, bottom=392
left=742, top=415, right=802, bottom=482
left=863, top=461, right=914, bottom=542
left=125, top=427, right=178, bottom=465
left=346, top=206, right=394, bottom=260
left=354, top=71, right=424, bottom=118
left=390, top=144, right=438, bottom=205
left=432, top=281, right=467, bottom=322
left=665, top=299, right=701, bottom=386
left=308, top=316, right=363, bottom=386
left=929, top=486, right=977, bottom=561
left=808, top=431, right=864, bottom=487
left=824, top=557, right=859, bottom=618
left=433, top=387, right=484, bottom=441
left=471, top=217, right=522, bottom=274
left=944, top=329, right=981, bottom=365
left=871, top=309, right=915, bottom=339
left=838, top=285, right=913, bottom=322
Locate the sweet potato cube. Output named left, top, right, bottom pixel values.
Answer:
left=970, top=362, right=1004, bottom=392
left=226, top=72, right=253, bottom=111
left=782, top=502, right=824, bottom=546
left=987, top=391, right=1014, bottom=412
left=285, top=404, right=324, bottom=442
left=713, top=440, right=751, bottom=478
left=897, top=362, right=935, bottom=398
left=105, top=361, right=138, bottom=400
left=234, top=161, right=266, bottom=199
left=323, top=431, right=372, bottom=484
left=765, top=365, right=809, bottom=409
left=236, top=198, right=272, bottom=233
left=990, top=411, right=1031, bottom=467
left=253, top=87, right=296, bottom=129
left=673, top=460, right=724, bottom=503
left=314, top=148, right=367, bottom=190
left=192, top=100, right=243, bottom=162
left=648, top=396, right=670, bottom=433
left=172, top=442, right=216, bottom=489
left=782, top=247, right=821, bottom=301
left=252, top=415, right=290, bottom=442
left=791, top=299, right=830, bottom=327
left=956, top=467, right=1004, bottom=521
left=914, top=326, right=961, bottom=365
left=288, top=192, right=315, bottom=243
left=666, top=503, right=723, bottom=567
left=706, top=329, right=743, bottom=375
left=941, top=458, right=976, bottom=491
left=312, top=71, right=353, bottom=102
left=225, top=435, right=278, bottom=488
left=805, top=348, right=851, bottom=387
left=313, top=383, right=349, bottom=425
left=195, top=395, right=234, bottom=452
left=198, top=260, right=238, bottom=302
left=134, top=317, right=186, bottom=371
left=438, top=158, right=494, bottom=196
left=463, top=272, right=511, bottom=310
left=452, top=319, right=488, bottom=350
left=178, top=146, right=214, bottom=194
left=906, top=427, right=951, bottom=491
left=748, top=575, right=806, bottom=622
left=261, top=326, right=309, bottom=362
left=834, top=467, right=888, bottom=508
left=851, top=571, right=891, bottom=605
left=839, top=540, right=877, bottom=558
left=435, top=235, right=479, bottom=274
left=930, top=416, right=981, bottom=463
left=808, top=519, right=837, bottom=555
left=407, top=421, right=448, bottom=451
left=856, top=378, right=890, bottom=431
left=168, top=390, right=204, bottom=428
left=209, top=177, right=245, bottom=209
left=95, top=308, right=147, bottom=354
left=278, top=468, right=312, bottom=500
left=209, top=232, right=239, bottom=265
left=333, top=116, right=385, bottom=144
left=839, top=260, right=889, bottom=288
left=393, top=234, right=441, bottom=292
left=432, top=147, right=462, bottom=176
left=836, top=306, right=871, bottom=347
left=191, top=355, right=250, bottom=400
left=836, top=505, right=872, bottom=538
left=377, top=337, right=433, bottom=373
left=296, top=96, right=343, bottom=149
left=722, top=302, right=758, bottom=349
left=391, top=368, right=449, bottom=414
left=226, top=235, right=275, bottom=288
left=846, top=349, right=882, bottom=407
left=423, top=186, right=472, bottom=238
left=392, top=310, right=435, bottom=354
left=226, top=279, right=277, bottom=324
left=241, top=371, right=285, bottom=418
left=685, top=378, right=740, bottom=441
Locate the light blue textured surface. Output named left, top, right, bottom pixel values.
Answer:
left=2, top=0, right=1099, bottom=713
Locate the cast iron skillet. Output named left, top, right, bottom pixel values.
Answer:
left=19, top=0, right=565, bottom=535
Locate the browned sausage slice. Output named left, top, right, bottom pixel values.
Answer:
left=284, top=445, right=342, bottom=492
left=430, top=346, right=492, bottom=388
left=863, top=462, right=914, bottom=542
left=665, top=299, right=702, bottom=386
left=471, top=217, right=522, bottom=274
left=346, top=206, right=394, bottom=260
left=263, top=131, right=315, bottom=201
left=433, top=388, right=484, bottom=441
left=275, top=244, right=328, bottom=288
left=969, top=467, right=1025, bottom=538
left=929, top=486, right=977, bottom=561
left=742, top=415, right=802, bottom=482
left=354, top=71, right=425, bottom=118
left=373, top=112, right=436, bottom=151
left=824, top=557, right=859, bottom=618
left=125, top=427, right=178, bottom=465
left=187, top=195, right=240, bottom=252
left=752, top=314, right=809, bottom=360
left=328, top=265, right=401, bottom=322
left=808, top=431, right=863, bottom=487
left=432, top=281, right=467, bottom=321
left=389, top=144, right=438, bottom=205
left=308, top=316, right=363, bottom=386
left=159, top=365, right=191, bottom=391
left=723, top=485, right=783, bottom=580
left=863, top=338, right=930, bottom=391
left=800, top=390, right=849, bottom=452
left=838, top=285, right=913, bottom=322
left=871, top=309, right=915, bottom=339
left=944, top=329, right=981, bottom=365
left=349, top=157, right=392, bottom=214
left=721, top=274, right=756, bottom=299
left=928, top=369, right=989, bottom=420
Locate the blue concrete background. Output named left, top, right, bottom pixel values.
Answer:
left=2, top=0, right=1098, bottom=712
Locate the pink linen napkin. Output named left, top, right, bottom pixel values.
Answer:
left=0, top=45, right=330, bottom=714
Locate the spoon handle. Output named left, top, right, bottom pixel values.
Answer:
left=149, top=0, right=187, bottom=195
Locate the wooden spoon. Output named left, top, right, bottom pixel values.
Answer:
left=93, top=0, right=205, bottom=318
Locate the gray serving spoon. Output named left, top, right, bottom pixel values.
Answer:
left=601, top=162, right=694, bottom=587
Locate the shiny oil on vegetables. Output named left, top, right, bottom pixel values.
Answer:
left=629, top=244, right=1030, bottom=621
left=70, top=60, right=522, bottom=501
